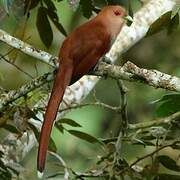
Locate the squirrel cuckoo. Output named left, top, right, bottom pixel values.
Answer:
left=37, top=5, right=127, bottom=175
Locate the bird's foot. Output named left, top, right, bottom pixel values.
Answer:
left=102, top=56, right=112, bottom=64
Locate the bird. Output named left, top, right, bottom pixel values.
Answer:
left=37, top=5, right=127, bottom=176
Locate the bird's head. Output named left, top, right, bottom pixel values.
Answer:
left=98, top=5, right=131, bottom=37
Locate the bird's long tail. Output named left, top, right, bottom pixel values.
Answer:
left=37, top=63, right=73, bottom=176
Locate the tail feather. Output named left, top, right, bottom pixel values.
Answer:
left=37, top=64, right=73, bottom=174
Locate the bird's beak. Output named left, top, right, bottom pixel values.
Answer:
left=122, top=15, right=133, bottom=26
left=123, top=15, right=133, bottom=22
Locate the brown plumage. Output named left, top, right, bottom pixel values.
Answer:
left=37, top=5, right=127, bottom=175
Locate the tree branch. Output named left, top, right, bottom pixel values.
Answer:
left=129, top=111, right=180, bottom=130
left=1, top=60, right=180, bottom=113
left=0, top=29, right=56, bottom=67
left=94, top=61, right=180, bottom=92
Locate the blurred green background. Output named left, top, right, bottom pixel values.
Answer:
left=0, top=0, right=180, bottom=179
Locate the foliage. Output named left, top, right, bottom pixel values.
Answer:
left=0, top=0, right=179, bottom=179
left=146, top=10, right=180, bottom=37
left=154, top=93, right=180, bottom=117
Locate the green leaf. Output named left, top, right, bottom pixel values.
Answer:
left=171, top=144, right=180, bottom=150
left=126, top=0, right=134, bottom=26
left=93, top=0, right=107, bottom=7
left=48, top=137, right=57, bottom=152
left=146, top=11, right=172, bottom=37
left=55, top=122, right=64, bottom=134
left=107, top=0, right=124, bottom=5
left=46, top=172, right=64, bottom=179
left=80, top=0, right=94, bottom=18
left=24, top=0, right=40, bottom=13
left=28, top=122, right=39, bottom=141
left=157, top=155, right=180, bottom=172
left=2, top=0, right=13, bottom=14
left=3, top=124, right=20, bottom=134
left=154, top=93, right=180, bottom=117
left=43, top=0, right=56, bottom=12
left=68, top=130, right=100, bottom=143
left=171, top=5, right=180, bottom=18
left=127, top=0, right=133, bottom=18
left=141, top=135, right=156, bottom=140
left=132, top=139, right=155, bottom=147
left=36, top=6, right=53, bottom=48
left=156, top=102, right=180, bottom=117
left=167, top=13, right=179, bottom=35
left=29, top=110, right=41, bottom=121
left=0, top=158, right=8, bottom=170
left=46, top=6, right=67, bottom=36
left=0, top=151, right=4, bottom=158
left=28, top=122, right=56, bottom=152
left=0, top=159, right=12, bottom=180
left=154, top=93, right=180, bottom=103
left=58, top=118, right=82, bottom=127
left=154, top=174, right=180, bottom=180
left=101, top=137, right=116, bottom=144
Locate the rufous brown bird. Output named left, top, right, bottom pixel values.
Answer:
left=38, top=5, right=127, bottom=176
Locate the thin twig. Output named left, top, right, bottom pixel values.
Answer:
left=114, top=80, right=128, bottom=160
left=0, top=53, right=34, bottom=78
left=117, top=80, right=128, bottom=131
left=128, top=111, right=180, bottom=130
left=48, top=151, right=69, bottom=180
left=130, top=140, right=180, bottom=168
left=59, top=102, right=121, bottom=113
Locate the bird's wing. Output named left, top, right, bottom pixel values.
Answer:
left=70, top=34, right=110, bottom=84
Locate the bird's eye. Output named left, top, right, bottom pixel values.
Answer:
left=114, top=10, right=121, bottom=16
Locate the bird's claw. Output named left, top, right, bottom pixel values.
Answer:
left=102, top=56, right=112, bottom=64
